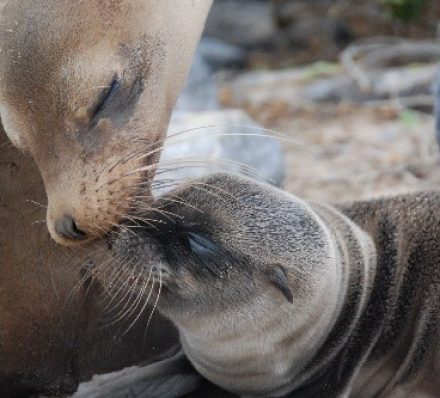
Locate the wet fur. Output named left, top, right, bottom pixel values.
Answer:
left=108, top=173, right=440, bottom=397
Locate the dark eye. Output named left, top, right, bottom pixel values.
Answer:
left=187, top=232, right=219, bottom=261
left=89, top=76, right=121, bottom=120
left=186, top=232, right=231, bottom=277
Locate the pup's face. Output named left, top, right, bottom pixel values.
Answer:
left=0, top=0, right=212, bottom=246
left=106, top=199, right=265, bottom=321
left=101, top=173, right=331, bottom=326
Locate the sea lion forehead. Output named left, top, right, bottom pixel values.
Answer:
left=0, top=0, right=152, bottom=86
left=0, top=0, right=164, bottom=150
left=0, top=0, right=138, bottom=36
left=161, top=174, right=334, bottom=265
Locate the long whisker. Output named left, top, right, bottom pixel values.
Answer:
left=98, top=154, right=268, bottom=190
left=113, top=273, right=152, bottom=328
left=120, top=273, right=156, bottom=338
left=97, top=124, right=268, bottom=178
left=67, top=269, right=96, bottom=304
left=104, top=263, right=150, bottom=313
left=101, top=219, right=138, bottom=238
left=99, top=262, right=132, bottom=307
left=96, top=123, right=308, bottom=189
left=100, top=261, right=142, bottom=312
left=140, top=124, right=309, bottom=161
left=144, top=270, right=162, bottom=341
left=103, top=271, right=147, bottom=325
left=131, top=130, right=305, bottom=169
left=66, top=249, right=115, bottom=306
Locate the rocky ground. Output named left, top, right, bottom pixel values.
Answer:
left=166, top=0, right=440, bottom=204
left=254, top=103, right=437, bottom=203
left=170, top=52, right=439, bottom=204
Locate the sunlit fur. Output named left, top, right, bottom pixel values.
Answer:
left=0, top=0, right=212, bottom=245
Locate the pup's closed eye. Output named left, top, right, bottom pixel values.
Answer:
left=186, top=232, right=231, bottom=277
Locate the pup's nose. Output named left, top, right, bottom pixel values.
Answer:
left=54, top=215, right=87, bottom=241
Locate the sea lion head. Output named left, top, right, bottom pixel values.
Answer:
left=0, top=0, right=212, bottom=246
left=102, top=173, right=344, bottom=395
left=107, top=172, right=337, bottom=313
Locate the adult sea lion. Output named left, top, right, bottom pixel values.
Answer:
left=0, top=1, right=212, bottom=395
left=102, top=173, right=440, bottom=397
left=0, top=0, right=212, bottom=246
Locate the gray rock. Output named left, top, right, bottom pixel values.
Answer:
left=168, top=31, right=286, bottom=194
left=204, top=0, right=277, bottom=49
left=174, top=37, right=248, bottom=112
left=272, top=0, right=440, bottom=55
left=198, top=37, right=248, bottom=70
left=220, top=62, right=438, bottom=109
left=174, top=46, right=219, bottom=112
left=155, top=109, right=285, bottom=195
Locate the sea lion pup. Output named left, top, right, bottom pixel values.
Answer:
left=0, top=0, right=212, bottom=246
left=104, top=172, right=440, bottom=398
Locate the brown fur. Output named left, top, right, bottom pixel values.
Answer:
left=0, top=1, right=212, bottom=395
left=0, top=125, right=179, bottom=397
left=0, top=0, right=212, bottom=245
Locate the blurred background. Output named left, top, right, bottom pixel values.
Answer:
left=163, top=0, right=440, bottom=202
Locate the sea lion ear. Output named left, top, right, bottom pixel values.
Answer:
left=267, top=266, right=293, bottom=304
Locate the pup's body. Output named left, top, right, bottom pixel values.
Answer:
left=107, top=173, right=440, bottom=397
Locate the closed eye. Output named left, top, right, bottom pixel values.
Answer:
left=186, top=232, right=232, bottom=277
left=187, top=232, right=219, bottom=260
left=89, top=76, right=121, bottom=121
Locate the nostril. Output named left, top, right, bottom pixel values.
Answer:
left=54, top=215, right=87, bottom=241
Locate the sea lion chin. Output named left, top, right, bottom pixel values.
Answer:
left=0, top=0, right=212, bottom=246
left=103, top=173, right=440, bottom=397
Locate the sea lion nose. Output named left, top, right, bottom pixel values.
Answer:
left=54, top=215, right=87, bottom=241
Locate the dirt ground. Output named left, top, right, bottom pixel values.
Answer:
left=245, top=103, right=438, bottom=203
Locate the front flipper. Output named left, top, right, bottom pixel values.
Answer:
left=72, top=347, right=200, bottom=398
left=71, top=347, right=235, bottom=398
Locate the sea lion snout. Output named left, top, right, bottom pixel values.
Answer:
left=108, top=226, right=163, bottom=266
